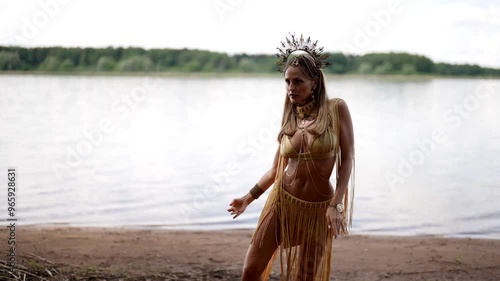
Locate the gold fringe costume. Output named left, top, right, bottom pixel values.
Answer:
left=250, top=98, right=355, bottom=281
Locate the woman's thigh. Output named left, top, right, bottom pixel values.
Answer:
left=243, top=212, right=281, bottom=274
left=296, top=237, right=329, bottom=280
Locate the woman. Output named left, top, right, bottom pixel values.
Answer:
left=227, top=34, right=355, bottom=281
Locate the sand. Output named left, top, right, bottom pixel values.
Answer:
left=1, top=226, right=499, bottom=280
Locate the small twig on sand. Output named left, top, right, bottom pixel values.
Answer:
left=26, top=252, right=54, bottom=265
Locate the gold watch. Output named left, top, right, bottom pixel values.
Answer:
left=330, top=203, right=344, bottom=213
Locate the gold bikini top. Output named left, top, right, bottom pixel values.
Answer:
left=280, top=99, right=339, bottom=160
left=280, top=127, right=337, bottom=160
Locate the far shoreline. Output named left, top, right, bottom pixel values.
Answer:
left=2, top=70, right=500, bottom=80
left=18, top=223, right=500, bottom=241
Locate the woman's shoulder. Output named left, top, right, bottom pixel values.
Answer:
left=327, top=97, right=346, bottom=109
left=327, top=98, right=350, bottom=118
left=328, top=97, right=346, bottom=104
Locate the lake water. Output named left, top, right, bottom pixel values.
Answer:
left=1, top=74, right=499, bottom=239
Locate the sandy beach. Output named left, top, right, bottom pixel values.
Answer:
left=1, top=226, right=499, bottom=280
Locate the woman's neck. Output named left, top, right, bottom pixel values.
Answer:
left=295, top=99, right=316, bottom=119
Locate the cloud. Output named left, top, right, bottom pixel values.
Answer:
left=436, top=1, right=500, bottom=67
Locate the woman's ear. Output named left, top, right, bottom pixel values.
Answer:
left=313, top=77, right=319, bottom=88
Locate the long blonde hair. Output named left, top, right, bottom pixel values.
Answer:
left=277, top=53, right=331, bottom=142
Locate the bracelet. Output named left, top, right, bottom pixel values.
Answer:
left=249, top=183, right=264, bottom=200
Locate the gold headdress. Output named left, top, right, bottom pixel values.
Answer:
left=275, top=33, right=331, bottom=72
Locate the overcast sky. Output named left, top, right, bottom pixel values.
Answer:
left=1, top=0, right=500, bottom=67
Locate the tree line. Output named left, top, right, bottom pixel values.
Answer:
left=0, top=46, right=499, bottom=77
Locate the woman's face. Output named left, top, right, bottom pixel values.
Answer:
left=285, top=65, right=317, bottom=105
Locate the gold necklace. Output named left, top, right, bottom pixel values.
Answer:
left=295, top=99, right=316, bottom=119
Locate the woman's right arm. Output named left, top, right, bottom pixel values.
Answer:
left=228, top=145, right=283, bottom=219
left=244, top=145, right=283, bottom=204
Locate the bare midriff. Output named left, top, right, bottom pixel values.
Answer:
left=282, top=156, right=336, bottom=202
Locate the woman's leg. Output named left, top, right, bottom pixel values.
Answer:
left=295, top=237, right=328, bottom=281
left=242, top=213, right=281, bottom=281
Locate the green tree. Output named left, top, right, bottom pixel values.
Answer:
left=0, top=51, right=20, bottom=70
left=39, top=56, right=61, bottom=71
left=182, top=60, right=203, bottom=72
left=118, top=55, right=153, bottom=72
left=401, top=64, right=417, bottom=75
left=59, top=58, right=73, bottom=71
left=358, top=62, right=373, bottom=74
left=122, top=47, right=146, bottom=59
left=96, top=56, right=116, bottom=71
left=374, top=62, right=393, bottom=74
left=238, top=58, right=257, bottom=72
left=326, top=52, right=351, bottom=73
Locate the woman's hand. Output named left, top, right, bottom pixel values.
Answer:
left=326, top=207, right=346, bottom=239
left=227, top=196, right=251, bottom=219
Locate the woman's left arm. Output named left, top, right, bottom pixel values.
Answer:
left=327, top=99, right=355, bottom=237
left=331, top=98, right=354, bottom=204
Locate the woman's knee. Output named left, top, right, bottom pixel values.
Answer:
left=241, top=242, right=277, bottom=281
left=241, top=246, right=268, bottom=280
left=241, top=262, right=263, bottom=281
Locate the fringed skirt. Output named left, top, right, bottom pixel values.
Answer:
left=251, top=183, right=334, bottom=281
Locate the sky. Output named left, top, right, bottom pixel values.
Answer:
left=1, top=0, right=500, bottom=68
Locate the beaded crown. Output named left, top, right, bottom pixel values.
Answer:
left=275, top=33, right=331, bottom=72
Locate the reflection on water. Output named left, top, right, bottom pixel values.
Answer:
left=0, top=75, right=499, bottom=239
